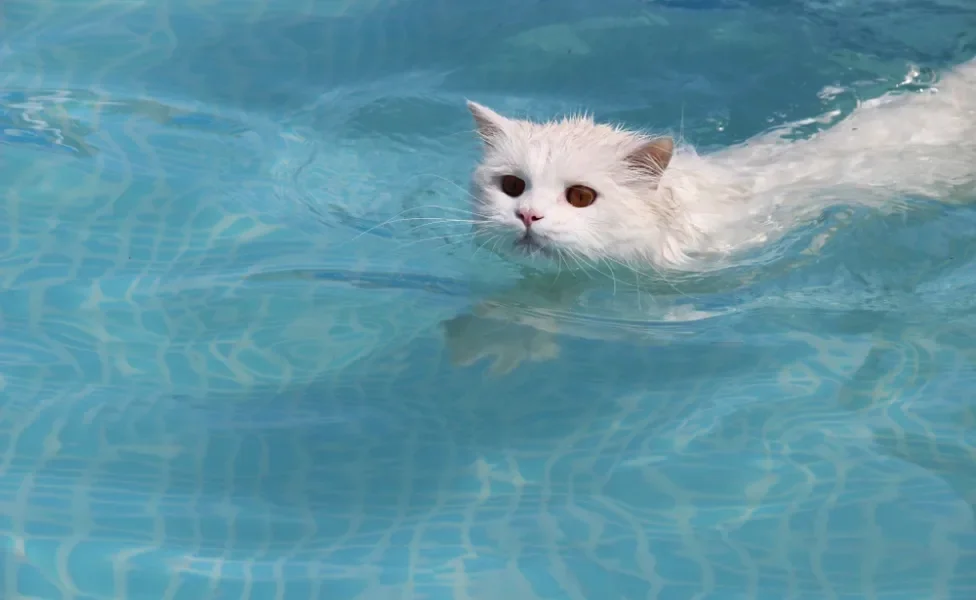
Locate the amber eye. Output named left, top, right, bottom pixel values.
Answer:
left=500, top=175, right=526, bottom=197
left=565, top=184, right=597, bottom=208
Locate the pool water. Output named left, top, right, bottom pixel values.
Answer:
left=2, top=0, right=976, bottom=598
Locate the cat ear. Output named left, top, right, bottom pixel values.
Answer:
left=625, top=137, right=674, bottom=178
left=467, top=100, right=508, bottom=146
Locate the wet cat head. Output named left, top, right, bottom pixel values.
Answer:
left=466, top=101, right=676, bottom=267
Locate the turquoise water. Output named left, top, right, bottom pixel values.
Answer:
left=2, top=0, right=976, bottom=598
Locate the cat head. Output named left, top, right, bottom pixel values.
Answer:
left=466, top=100, right=676, bottom=267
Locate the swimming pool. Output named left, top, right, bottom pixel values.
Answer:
left=2, top=0, right=976, bottom=598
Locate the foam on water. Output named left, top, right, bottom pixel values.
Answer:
left=1, top=0, right=976, bottom=598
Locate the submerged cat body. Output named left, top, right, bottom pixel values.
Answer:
left=467, top=57, right=976, bottom=272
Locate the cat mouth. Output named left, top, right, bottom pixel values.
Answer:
left=513, top=233, right=552, bottom=256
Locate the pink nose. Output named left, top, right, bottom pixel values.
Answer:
left=515, top=209, right=544, bottom=228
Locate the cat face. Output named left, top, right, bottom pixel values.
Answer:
left=466, top=101, right=674, bottom=266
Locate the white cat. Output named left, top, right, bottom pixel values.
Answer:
left=467, top=57, right=976, bottom=273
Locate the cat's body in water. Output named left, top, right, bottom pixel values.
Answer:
left=444, top=57, right=976, bottom=373
left=466, top=57, right=976, bottom=274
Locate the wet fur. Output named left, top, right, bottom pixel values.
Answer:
left=467, top=57, right=976, bottom=273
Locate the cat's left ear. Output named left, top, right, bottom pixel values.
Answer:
left=625, top=137, right=674, bottom=178
left=467, top=100, right=509, bottom=146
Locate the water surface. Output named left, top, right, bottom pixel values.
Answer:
left=1, top=0, right=976, bottom=598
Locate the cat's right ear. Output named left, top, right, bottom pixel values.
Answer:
left=466, top=101, right=508, bottom=146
